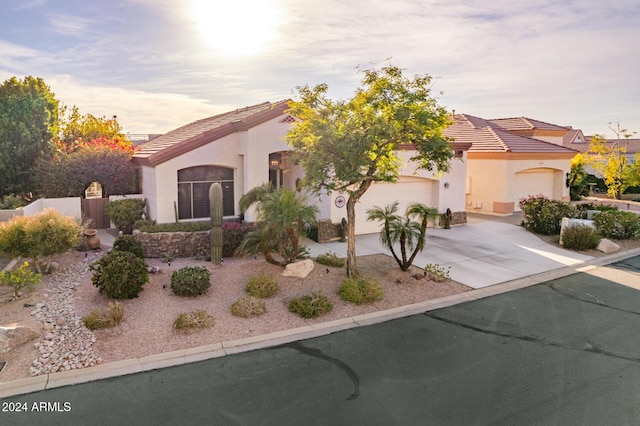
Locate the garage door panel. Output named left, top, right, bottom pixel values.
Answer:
left=354, top=179, right=435, bottom=235
left=514, top=171, right=555, bottom=210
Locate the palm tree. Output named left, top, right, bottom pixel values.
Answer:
left=366, top=202, right=439, bottom=271
left=237, top=187, right=318, bottom=266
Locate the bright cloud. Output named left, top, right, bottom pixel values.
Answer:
left=0, top=0, right=638, bottom=136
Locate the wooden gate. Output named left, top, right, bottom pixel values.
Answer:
left=81, top=198, right=110, bottom=229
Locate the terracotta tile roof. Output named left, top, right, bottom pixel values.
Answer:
left=133, top=100, right=291, bottom=166
left=565, top=137, right=640, bottom=154
left=488, top=117, right=570, bottom=132
left=444, top=114, right=577, bottom=153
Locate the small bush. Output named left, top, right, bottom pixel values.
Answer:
left=0, top=194, right=28, bottom=209
left=133, top=219, right=155, bottom=231
left=575, top=202, right=618, bottom=219
left=316, top=251, right=346, bottom=268
left=112, top=235, right=145, bottom=258
left=91, top=250, right=148, bottom=299
left=82, top=308, right=111, bottom=330
left=82, top=301, right=126, bottom=330
left=0, top=209, right=80, bottom=273
left=519, top=195, right=576, bottom=235
left=593, top=210, right=640, bottom=240
left=561, top=225, right=601, bottom=251
left=171, top=266, right=211, bottom=297
left=230, top=296, right=267, bottom=318
left=106, top=198, right=146, bottom=234
left=107, top=301, right=126, bottom=328
left=0, top=262, right=41, bottom=299
left=288, top=292, right=333, bottom=319
left=245, top=274, right=279, bottom=298
left=223, top=222, right=256, bottom=258
left=424, top=264, right=451, bottom=283
left=339, top=276, right=383, bottom=305
left=174, top=310, right=214, bottom=330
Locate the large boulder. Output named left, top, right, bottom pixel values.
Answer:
left=0, top=326, right=39, bottom=354
left=282, top=259, right=315, bottom=278
left=597, top=238, right=620, bottom=254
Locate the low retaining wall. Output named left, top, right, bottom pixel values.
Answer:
left=133, top=230, right=210, bottom=258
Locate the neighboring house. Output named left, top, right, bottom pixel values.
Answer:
left=132, top=100, right=471, bottom=235
left=444, top=114, right=577, bottom=215
left=563, top=134, right=640, bottom=178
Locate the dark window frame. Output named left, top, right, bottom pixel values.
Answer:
left=177, top=166, right=234, bottom=219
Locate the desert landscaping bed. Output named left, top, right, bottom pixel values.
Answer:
left=0, top=250, right=470, bottom=383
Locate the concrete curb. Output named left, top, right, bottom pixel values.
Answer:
left=2, top=247, right=640, bottom=399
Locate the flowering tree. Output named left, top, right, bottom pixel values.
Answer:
left=37, top=136, right=139, bottom=197
left=586, top=123, right=640, bottom=199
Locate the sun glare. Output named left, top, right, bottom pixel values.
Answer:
left=189, top=0, right=281, bottom=57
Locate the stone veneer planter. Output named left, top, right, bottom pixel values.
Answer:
left=133, top=230, right=211, bottom=258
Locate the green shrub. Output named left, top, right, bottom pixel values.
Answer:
left=0, top=261, right=41, bottom=299
left=288, top=292, right=333, bottom=319
left=316, top=251, right=346, bottom=268
left=424, top=264, right=451, bottom=283
left=519, top=195, right=576, bottom=235
left=223, top=222, right=256, bottom=258
left=245, top=274, right=279, bottom=298
left=0, top=194, right=28, bottom=209
left=112, top=235, right=145, bottom=258
left=0, top=208, right=80, bottom=273
left=171, top=266, right=211, bottom=297
left=575, top=202, right=618, bottom=219
left=174, top=310, right=214, bottom=330
left=561, top=225, right=601, bottom=251
left=593, top=210, right=640, bottom=239
left=137, top=221, right=211, bottom=233
left=133, top=219, right=155, bottom=231
left=230, top=296, right=267, bottom=318
left=106, top=198, right=146, bottom=234
left=339, top=276, right=383, bottom=305
left=91, top=250, right=148, bottom=299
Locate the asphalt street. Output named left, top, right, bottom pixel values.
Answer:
left=2, top=256, right=640, bottom=425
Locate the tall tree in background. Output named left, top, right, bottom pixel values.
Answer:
left=286, top=65, right=454, bottom=277
left=37, top=136, right=138, bottom=197
left=0, top=76, right=59, bottom=196
left=58, top=105, right=125, bottom=147
left=586, top=122, right=640, bottom=199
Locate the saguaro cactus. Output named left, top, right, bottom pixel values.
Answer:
left=209, top=182, right=223, bottom=265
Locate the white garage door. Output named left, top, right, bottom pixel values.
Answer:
left=514, top=169, right=556, bottom=210
left=354, top=178, right=436, bottom=235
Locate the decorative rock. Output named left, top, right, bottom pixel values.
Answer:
left=0, top=326, right=39, bottom=353
left=281, top=259, right=315, bottom=278
left=597, top=238, right=620, bottom=253
left=24, top=251, right=103, bottom=377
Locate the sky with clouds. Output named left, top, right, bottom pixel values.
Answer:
left=1, top=0, right=638, bottom=138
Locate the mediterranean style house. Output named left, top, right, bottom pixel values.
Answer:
left=444, top=114, right=577, bottom=215
left=132, top=100, right=583, bottom=233
left=132, top=100, right=471, bottom=235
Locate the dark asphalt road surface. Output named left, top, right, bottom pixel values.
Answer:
left=2, top=256, right=640, bottom=425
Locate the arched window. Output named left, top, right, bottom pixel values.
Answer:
left=177, top=166, right=234, bottom=219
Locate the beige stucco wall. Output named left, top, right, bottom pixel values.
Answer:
left=146, top=116, right=294, bottom=224
left=466, top=155, right=571, bottom=214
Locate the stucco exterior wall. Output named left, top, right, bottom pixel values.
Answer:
left=147, top=116, right=294, bottom=224
left=466, top=155, right=571, bottom=214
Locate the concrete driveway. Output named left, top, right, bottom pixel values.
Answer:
left=307, top=215, right=593, bottom=288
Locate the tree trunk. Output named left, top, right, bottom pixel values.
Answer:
left=345, top=196, right=359, bottom=277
